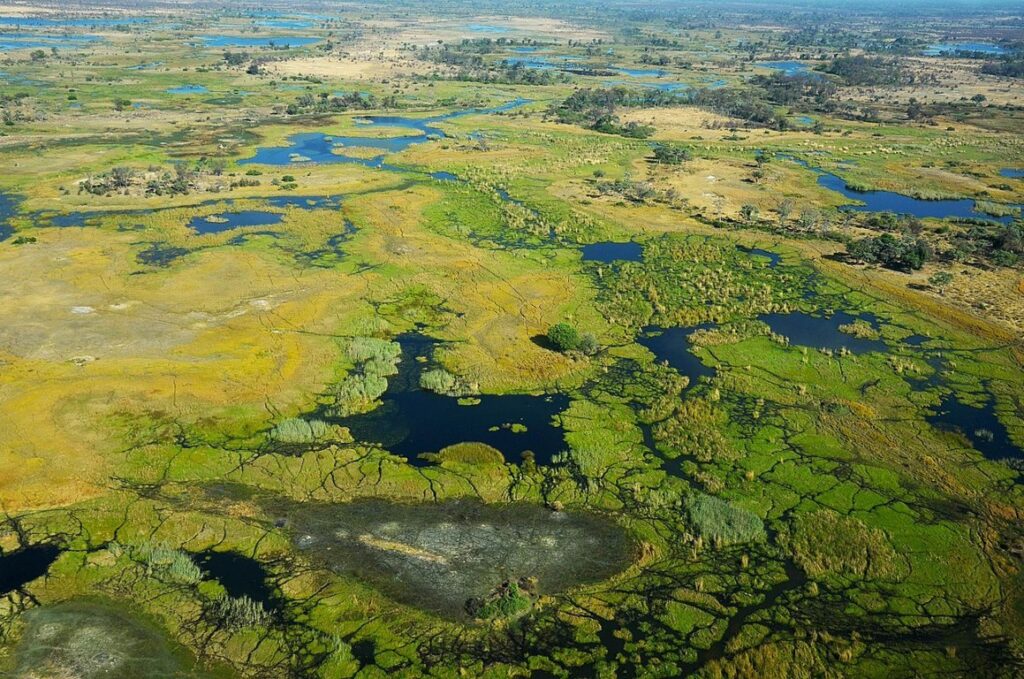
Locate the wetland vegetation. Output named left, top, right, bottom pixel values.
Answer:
left=1, top=0, right=1024, bottom=677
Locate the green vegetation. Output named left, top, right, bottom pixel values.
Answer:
left=0, top=2, right=1022, bottom=678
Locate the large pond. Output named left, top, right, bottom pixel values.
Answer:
left=239, top=99, right=530, bottom=169
left=326, top=334, right=569, bottom=465
left=759, top=311, right=888, bottom=354
left=0, top=543, right=60, bottom=595
left=195, top=550, right=276, bottom=606
left=6, top=600, right=208, bottom=678
left=270, top=498, right=632, bottom=620
left=783, top=155, right=1021, bottom=222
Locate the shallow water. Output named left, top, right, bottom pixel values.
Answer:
left=199, top=35, right=320, bottom=47
left=166, top=84, right=208, bottom=94
left=0, top=16, right=152, bottom=28
left=582, top=241, right=644, bottom=262
left=327, top=333, right=568, bottom=465
left=271, top=498, right=632, bottom=620
left=0, top=32, right=100, bottom=49
left=924, top=42, right=1008, bottom=56
left=187, top=210, right=283, bottom=234
left=9, top=600, right=206, bottom=678
left=758, top=60, right=822, bottom=79
left=0, top=191, right=19, bottom=241
left=1000, top=168, right=1024, bottom=179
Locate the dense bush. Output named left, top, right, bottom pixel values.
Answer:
left=686, top=494, right=765, bottom=546
left=847, top=233, right=931, bottom=271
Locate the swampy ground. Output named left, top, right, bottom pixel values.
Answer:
left=1, top=2, right=1024, bottom=678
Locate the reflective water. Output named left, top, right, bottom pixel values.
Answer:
left=639, top=324, right=717, bottom=390
left=166, top=84, right=207, bottom=94
left=925, top=42, right=1009, bottom=56
left=582, top=241, right=644, bottom=262
left=188, top=210, right=284, bottom=234
left=199, top=35, right=320, bottom=47
left=928, top=393, right=1023, bottom=463
left=759, top=311, right=888, bottom=354
left=240, top=99, right=530, bottom=169
left=783, top=155, right=1022, bottom=222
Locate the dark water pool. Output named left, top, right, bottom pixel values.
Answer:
left=582, top=241, right=643, bottom=262
left=327, top=333, right=569, bottom=465
left=928, top=393, right=1022, bottom=463
left=196, top=550, right=275, bottom=606
left=736, top=244, right=781, bottom=267
left=639, top=324, right=717, bottom=390
left=759, top=311, right=887, bottom=354
left=0, top=544, right=60, bottom=594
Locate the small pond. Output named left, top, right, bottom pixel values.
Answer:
left=326, top=333, right=569, bottom=465
left=582, top=241, right=643, bottom=262
left=187, top=210, right=283, bottom=234
left=166, top=84, right=208, bottom=95
left=270, top=498, right=632, bottom=620
left=0, top=190, right=20, bottom=241
left=1000, top=168, right=1024, bottom=179
left=757, top=60, right=823, bottom=79
left=928, top=393, right=1023, bottom=463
